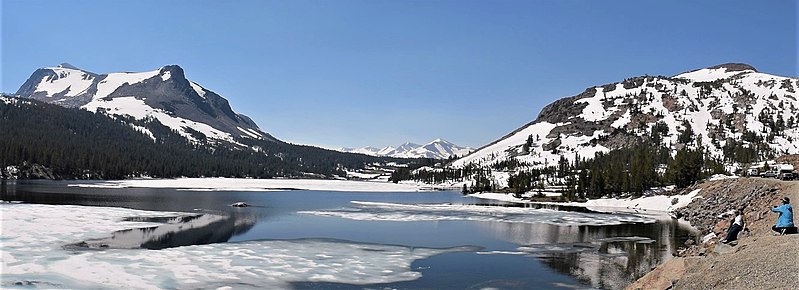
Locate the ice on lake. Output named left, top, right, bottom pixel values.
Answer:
left=300, top=201, right=656, bottom=226
left=0, top=203, right=477, bottom=289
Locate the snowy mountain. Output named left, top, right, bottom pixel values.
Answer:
left=15, top=63, right=273, bottom=144
left=453, top=63, right=799, bottom=169
left=339, top=139, right=473, bottom=159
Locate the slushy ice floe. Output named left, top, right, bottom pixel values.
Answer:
left=0, top=203, right=476, bottom=289
left=300, top=201, right=656, bottom=226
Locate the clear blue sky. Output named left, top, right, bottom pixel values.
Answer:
left=2, top=0, right=796, bottom=149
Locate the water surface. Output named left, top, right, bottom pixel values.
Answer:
left=1, top=180, right=695, bottom=289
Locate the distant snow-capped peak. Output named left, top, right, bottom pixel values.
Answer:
left=339, top=139, right=473, bottom=159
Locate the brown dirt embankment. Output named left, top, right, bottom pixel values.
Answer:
left=626, top=178, right=799, bottom=290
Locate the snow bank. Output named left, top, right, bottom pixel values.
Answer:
left=300, top=201, right=655, bottom=226
left=69, top=178, right=424, bottom=192
left=564, top=189, right=703, bottom=213
left=345, top=171, right=383, bottom=179
left=468, top=189, right=702, bottom=214
left=468, top=190, right=562, bottom=202
left=0, top=203, right=475, bottom=289
left=468, top=192, right=526, bottom=203
left=708, top=174, right=739, bottom=181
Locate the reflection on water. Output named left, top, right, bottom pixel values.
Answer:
left=477, top=218, right=690, bottom=289
left=66, top=212, right=257, bottom=250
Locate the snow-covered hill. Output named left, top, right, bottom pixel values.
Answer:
left=339, top=139, right=473, bottom=159
left=15, top=63, right=273, bottom=144
left=453, top=63, right=799, bottom=169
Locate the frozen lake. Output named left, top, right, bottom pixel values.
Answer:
left=1, top=180, right=695, bottom=289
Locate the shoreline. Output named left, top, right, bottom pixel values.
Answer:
left=468, top=189, right=703, bottom=215
left=627, top=178, right=799, bottom=289
left=56, top=178, right=432, bottom=192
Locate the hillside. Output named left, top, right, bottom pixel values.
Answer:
left=454, top=63, right=798, bottom=170
left=0, top=96, right=407, bottom=179
left=394, top=64, right=798, bottom=196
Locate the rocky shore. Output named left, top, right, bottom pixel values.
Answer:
left=627, top=178, right=799, bottom=290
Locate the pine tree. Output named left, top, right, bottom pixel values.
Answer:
left=678, top=120, right=695, bottom=145
left=667, top=148, right=703, bottom=188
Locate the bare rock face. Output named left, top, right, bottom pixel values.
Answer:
left=707, top=63, right=758, bottom=72
left=535, top=88, right=592, bottom=123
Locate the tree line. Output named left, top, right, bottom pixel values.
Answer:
left=394, top=123, right=733, bottom=200
left=1, top=97, right=405, bottom=179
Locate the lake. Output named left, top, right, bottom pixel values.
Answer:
left=1, top=180, right=695, bottom=289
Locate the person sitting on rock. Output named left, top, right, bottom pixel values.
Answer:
left=772, top=197, right=796, bottom=235
left=721, top=208, right=746, bottom=244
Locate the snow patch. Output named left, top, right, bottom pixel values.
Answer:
left=576, top=87, right=612, bottom=122
left=675, top=68, right=749, bottom=82
left=237, top=126, right=261, bottom=139
left=129, top=124, right=155, bottom=141
left=82, top=96, right=238, bottom=144
left=708, top=174, right=739, bottom=181
left=34, top=67, right=94, bottom=97
left=93, top=70, right=160, bottom=100
left=160, top=70, right=171, bottom=81
left=189, top=81, right=206, bottom=99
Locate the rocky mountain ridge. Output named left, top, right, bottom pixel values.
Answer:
left=15, top=63, right=272, bottom=145
left=453, top=63, right=799, bottom=172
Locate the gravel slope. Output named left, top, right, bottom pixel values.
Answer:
left=627, top=179, right=799, bottom=290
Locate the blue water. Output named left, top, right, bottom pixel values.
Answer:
left=1, top=180, right=695, bottom=289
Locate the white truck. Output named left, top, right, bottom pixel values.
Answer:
left=779, top=164, right=795, bottom=180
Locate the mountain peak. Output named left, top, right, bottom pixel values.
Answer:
left=15, top=64, right=268, bottom=143
left=453, top=64, right=796, bottom=172
left=160, top=64, right=184, bottom=71
left=427, top=139, right=457, bottom=146
left=56, top=63, right=80, bottom=70
left=674, top=62, right=758, bottom=81
left=707, top=63, right=757, bottom=72
left=158, top=65, right=187, bottom=81
left=339, top=140, right=473, bottom=159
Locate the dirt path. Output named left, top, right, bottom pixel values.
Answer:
left=627, top=179, right=799, bottom=290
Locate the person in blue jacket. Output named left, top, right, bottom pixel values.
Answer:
left=772, top=197, right=795, bottom=235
